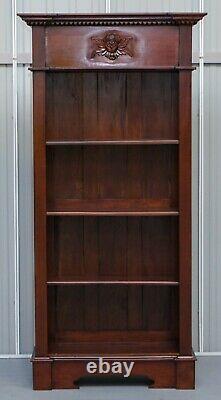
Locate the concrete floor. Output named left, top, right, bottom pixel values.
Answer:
left=0, top=356, right=220, bottom=399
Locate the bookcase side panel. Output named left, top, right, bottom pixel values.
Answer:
left=178, top=71, right=192, bottom=355
left=33, top=72, right=48, bottom=356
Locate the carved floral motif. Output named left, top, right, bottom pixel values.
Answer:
left=91, top=32, right=133, bottom=61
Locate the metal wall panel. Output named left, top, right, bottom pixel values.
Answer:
left=192, top=67, right=200, bottom=351
left=0, top=66, right=16, bottom=353
left=17, top=66, right=34, bottom=354
left=203, top=65, right=221, bottom=351
left=204, top=1, right=221, bottom=55
left=110, top=0, right=198, bottom=12
left=0, top=2, right=12, bottom=58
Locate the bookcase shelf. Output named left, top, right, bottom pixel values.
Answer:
left=20, top=11, right=206, bottom=390
left=47, top=210, right=179, bottom=216
left=47, top=280, right=180, bottom=286
left=46, top=139, right=180, bottom=145
left=46, top=144, right=178, bottom=214
left=48, top=284, right=179, bottom=355
left=48, top=340, right=179, bottom=357
left=47, top=215, right=179, bottom=282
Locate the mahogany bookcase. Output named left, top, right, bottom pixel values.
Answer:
left=20, top=12, right=205, bottom=390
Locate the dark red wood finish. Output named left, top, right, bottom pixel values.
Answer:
left=45, top=26, right=179, bottom=69
left=178, top=71, right=192, bottom=355
left=19, top=12, right=206, bottom=390
left=46, top=71, right=178, bottom=141
left=47, top=216, right=178, bottom=282
left=33, top=71, right=48, bottom=356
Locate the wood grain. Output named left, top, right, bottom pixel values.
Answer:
left=47, top=145, right=178, bottom=212
left=33, top=72, right=48, bottom=356
left=178, top=71, right=192, bottom=355
left=47, top=216, right=178, bottom=282
left=46, top=72, right=178, bottom=141
left=45, top=26, right=179, bottom=69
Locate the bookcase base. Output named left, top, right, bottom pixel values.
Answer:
left=32, top=354, right=195, bottom=390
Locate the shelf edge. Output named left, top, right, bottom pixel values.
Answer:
left=47, top=280, right=180, bottom=285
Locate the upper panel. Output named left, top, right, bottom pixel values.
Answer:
left=45, top=26, right=179, bottom=69
left=19, top=13, right=206, bottom=70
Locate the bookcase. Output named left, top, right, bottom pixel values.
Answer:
left=20, top=12, right=205, bottom=390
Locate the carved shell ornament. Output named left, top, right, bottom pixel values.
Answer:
left=91, top=32, right=133, bottom=61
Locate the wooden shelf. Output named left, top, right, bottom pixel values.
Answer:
left=47, top=200, right=179, bottom=216
left=47, top=210, right=179, bottom=216
left=30, top=66, right=195, bottom=72
left=47, top=217, right=179, bottom=283
left=47, top=146, right=178, bottom=215
left=47, top=280, right=180, bottom=286
left=49, top=331, right=179, bottom=356
left=48, top=340, right=179, bottom=356
left=46, top=139, right=179, bottom=145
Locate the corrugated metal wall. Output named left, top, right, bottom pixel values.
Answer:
left=0, top=64, right=16, bottom=354
left=202, top=2, right=221, bottom=352
left=0, top=0, right=219, bottom=355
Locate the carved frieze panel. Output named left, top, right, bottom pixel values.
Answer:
left=91, top=31, right=133, bottom=61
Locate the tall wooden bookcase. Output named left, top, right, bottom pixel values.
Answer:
left=20, top=13, right=205, bottom=390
